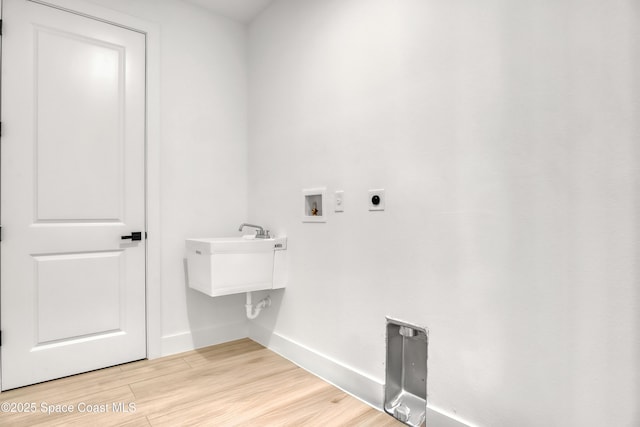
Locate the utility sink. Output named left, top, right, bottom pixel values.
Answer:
left=194, top=236, right=276, bottom=252
left=186, top=237, right=287, bottom=297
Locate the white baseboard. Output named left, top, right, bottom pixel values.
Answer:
left=249, top=323, right=473, bottom=427
left=249, top=323, right=384, bottom=407
left=160, top=320, right=248, bottom=357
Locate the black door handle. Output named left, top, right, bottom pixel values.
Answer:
left=121, top=232, right=142, bottom=241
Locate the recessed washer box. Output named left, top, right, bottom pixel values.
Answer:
left=186, top=237, right=287, bottom=297
left=302, top=188, right=326, bottom=222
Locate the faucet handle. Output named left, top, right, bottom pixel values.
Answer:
left=254, top=229, right=271, bottom=239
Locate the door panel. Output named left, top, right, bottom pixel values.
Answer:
left=35, top=250, right=124, bottom=344
left=36, top=27, right=125, bottom=221
left=1, top=0, right=147, bottom=390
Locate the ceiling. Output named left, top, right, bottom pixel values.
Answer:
left=183, top=0, right=274, bottom=23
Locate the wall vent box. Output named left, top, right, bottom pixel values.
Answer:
left=302, top=188, right=326, bottom=222
left=385, top=318, right=428, bottom=427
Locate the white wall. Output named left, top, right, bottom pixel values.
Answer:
left=247, top=0, right=640, bottom=426
left=84, top=0, right=250, bottom=353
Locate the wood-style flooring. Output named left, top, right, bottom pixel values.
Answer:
left=0, top=338, right=401, bottom=426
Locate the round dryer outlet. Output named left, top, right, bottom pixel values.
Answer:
left=368, top=189, right=385, bottom=211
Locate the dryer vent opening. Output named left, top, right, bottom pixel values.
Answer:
left=384, top=318, right=428, bottom=426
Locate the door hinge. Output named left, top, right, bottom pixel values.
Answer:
left=0, top=20, right=3, bottom=36
left=1, top=331, right=3, bottom=347
left=145, top=231, right=148, bottom=240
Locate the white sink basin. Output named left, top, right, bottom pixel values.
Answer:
left=186, top=237, right=287, bottom=297
left=188, top=237, right=276, bottom=253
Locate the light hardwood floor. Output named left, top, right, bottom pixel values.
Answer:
left=0, top=338, right=401, bottom=426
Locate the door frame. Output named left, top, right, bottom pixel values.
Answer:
left=0, top=0, right=163, bottom=388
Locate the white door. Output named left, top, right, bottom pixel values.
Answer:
left=0, top=0, right=146, bottom=390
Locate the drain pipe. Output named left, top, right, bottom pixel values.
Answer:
left=245, top=292, right=271, bottom=320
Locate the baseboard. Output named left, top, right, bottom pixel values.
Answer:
left=249, top=323, right=384, bottom=407
left=160, top=320, right=248, bottom=357
left=249, top=323, right=473, bottom=427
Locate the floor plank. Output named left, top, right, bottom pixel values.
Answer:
left=0, top=338, right=401, bottom=426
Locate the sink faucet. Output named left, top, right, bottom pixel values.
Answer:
left=238, top=223, right=271, bottom=239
